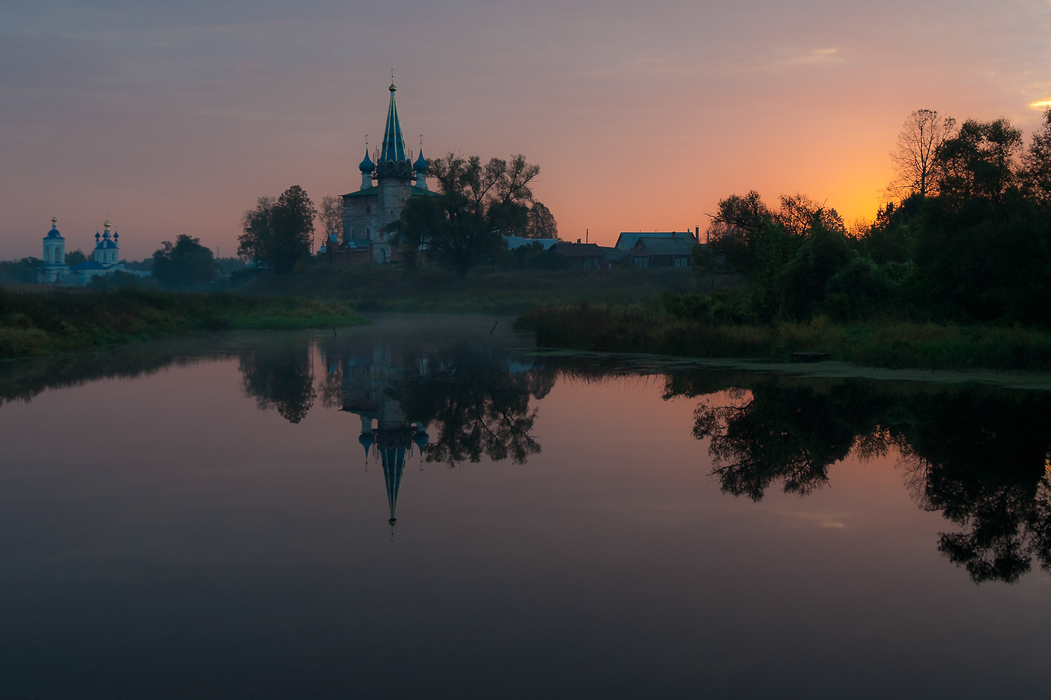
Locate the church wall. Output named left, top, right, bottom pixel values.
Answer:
left=342, top=179, right=416, bottom=264
left=342, top=192, right=382, bottom=243
left=376, top=180, right=413, bottom=242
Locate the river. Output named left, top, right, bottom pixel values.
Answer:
left=1, top=314, right=1049, bottom=698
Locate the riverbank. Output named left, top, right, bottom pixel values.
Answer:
left=0, top=286, right=365, bottom=359
left=238, top=265, right=720, bottom=314
left=516, top=303, right=1051, bottom=372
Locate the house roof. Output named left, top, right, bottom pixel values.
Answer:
left=555, top=242, right=603, bottom=257
left=615, top=231, right=698, bottom=251
left=504, top=236, right=558, bottom=251
left=631, top=237, right=698, bottom=256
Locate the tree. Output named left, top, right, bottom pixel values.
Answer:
left=151, top=234, right=216, bottom=288
left=697, top=190, right=775, bottom=274
left=774, top=193, right=845, bottom=238
left=389, top=153, right=542, bottom=274
left=1021, top=108, right=1051, bottom=205
left=65, top=249, right=87, bottom=266
left=318, top=195, right=344, bottom=245
left=888, top=109, right=956, bottom=200
left=238, top=186, right=317, bottom=273
left=239, top=195, right=275, bottom=267
left=935, top=117, right=1023, bottom=206
left=524, top=202, right=558, bottom=239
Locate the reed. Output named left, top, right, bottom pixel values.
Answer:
left=516, top=304, right=1051, bottom=371
left=0, top=286, right=366, bottom=359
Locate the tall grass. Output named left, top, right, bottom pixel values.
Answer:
left=239, top=264, right=710, bottom=314
left=0, top=286, right=365, bottom=359
left=516, top=304, right=1051, bottom=371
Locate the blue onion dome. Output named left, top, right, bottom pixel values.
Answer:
left=46, top=216, right=63, bottom=239
left=359, top=149, right=375, bottom=173
left=413, top=151, right=428, bottom=173
left=359, top=431, right=374, bottom=456
left=413, top=428, right=429, bottom=452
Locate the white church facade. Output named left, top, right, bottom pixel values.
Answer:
left=37, top=218, right=142, bottom=285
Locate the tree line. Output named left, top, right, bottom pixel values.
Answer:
left=691, top=108, right=1051, bottom=327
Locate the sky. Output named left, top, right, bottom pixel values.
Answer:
left=2, top=0, right=1050, bottom=260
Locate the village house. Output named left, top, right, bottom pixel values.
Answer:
left=628, top=236, right=698, bottom=268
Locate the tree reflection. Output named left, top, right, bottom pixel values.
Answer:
left=900, top=393, right=1051, bottom=583
left=318, top=332, right=552, bottom=530
left=238, top=345, right=316, bottom=424
left=691, top=382, right=883, bottom=501
left=395, top=345, right=551, bottom=466
left=672, top=375, right=1051, bottom=583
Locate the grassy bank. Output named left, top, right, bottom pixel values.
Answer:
left=516, top=303, right=1051, bottom=371
left=0, top=286, right=365, bottom=359
left=238, top=264, right=722, bottom=314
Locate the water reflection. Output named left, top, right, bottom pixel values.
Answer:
left=315, top=333, right=553, bottom=529
left=666, top=376, right=1051, bottom=583
left=5, top=322, right=1051, bottom=585
left=239, top=343, right=317, bottom=424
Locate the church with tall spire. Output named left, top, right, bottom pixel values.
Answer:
left=339, top=79, right=436, bottom=264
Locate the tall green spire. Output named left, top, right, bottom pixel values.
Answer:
left=379, top=446, right=406, bottom=527
left=378, top=81, right=408, bottom=164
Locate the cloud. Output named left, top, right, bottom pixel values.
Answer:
left=777, top=509, right=848, bottom=529
left=1031, top=99, right=1051, bottom=109
left=780, top=48, right=842, bottom=67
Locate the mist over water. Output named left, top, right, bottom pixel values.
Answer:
left=1, top=315, right=1050, bottom=698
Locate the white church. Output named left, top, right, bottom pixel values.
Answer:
left=37, top=217, right=142, bottom=285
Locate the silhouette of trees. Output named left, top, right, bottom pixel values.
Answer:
left=238, top=186, right=317, bottom=273
left=389, top=153, right=544, bottom=273
left=1021, top=108, right=1051, bottom=204
left=318, top=195, right=344, bottom=245
left=524, top=202, right=558, bottom=239
left=682, top=109, right=1051, bottom=328
left=888, top=109, right=956, bottom=200
left=935, top=117, right=1023, bottom=207
left=151, top=234, right=216, bottom=288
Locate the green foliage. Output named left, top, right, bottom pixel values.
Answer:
left=0, top=258, right=43, bottom=284
left=0, top=287, right=365, bottom=359
left=518, top=303, right=1051, bottom=371
left=691, top=112, right=1051, bottom=329
left=65, top=249, right=88, bottom=267
left=389, top=153, right=546, bottom=274
left=86, top=270, right=149, bottom=290
left=524, top=202, right=558, bottom=239
left=239, top=185, right=317, bottom=274
left=508, top=242, right=570, bottom=271
left=778, top=223, right=854, bottom=320
left=152, top=234, right=217, bottom=288
left=1022, top=108, right=1051, bottom=205
left=936, top=117, right=1023, bottom=206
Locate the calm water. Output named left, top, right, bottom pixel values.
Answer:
left=1, top=315, right=1050, bottom=699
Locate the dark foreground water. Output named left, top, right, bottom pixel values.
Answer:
left=1, top=315, right=1050, bottom=699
